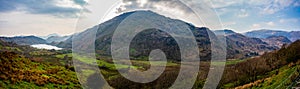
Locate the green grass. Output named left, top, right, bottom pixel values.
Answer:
left=56, top=53, right=179, bottom=70
left=251, top=65, right=299, bottom=89
left=56, top=53, right=140, bottom=70
left=130, top=60, right=178, bottom=66
left=55, top=53, right=72, bottom=59
left=226, top=59, right=247, bottom=65
left=202, top=59, right=246, bottom=66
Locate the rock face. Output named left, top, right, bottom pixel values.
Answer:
left=0, top=36, right=46, bottom=45
left=57, top=10, right=278, bottom=60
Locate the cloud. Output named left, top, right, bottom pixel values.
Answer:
left=237, top=9, right=249, bottom=18
left=0, top=0, right=88, bottom=18
left=209, top=0, right=298, bottom=16
left=223, top=21, right=236, bottom=29
left=0, top=11, right=77, bottom=36
left=223, top=21, right=236, bottom=26
left=251, top=22, right=275, bottom=29
left=117, top=0, right=194, bottom=14
left=209, top=0, right=241, bottom=9
left=262, top=0, right=295, bottom=14
left=251, top=23, right=261, bottom=29
left=279, top=18, right=299, bottom=23
left=116, top=0, right=227, bottom=30
left=294, top=1, right=300, bottom=6
left=266, top=21, right=275, bottom=26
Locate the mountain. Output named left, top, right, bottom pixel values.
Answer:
left=0, top=36, right=46, bottom=45
left=262, top=36, right=292, bottom=48
left=46, top=35, right=70, bottom=43
left=213, top=29, right=278, bottom=59
left=224, top=33, right=277, bottom=59
left=39, top=33, right=60, bottom=39
left=213, top=29, right=236, bottom=35
left=58, top=10, right=218, bottom=60
left=57, top=10, right=277, bottom=60
left=244, top=29, right=300, bottom=42
left=289, top=31, right=300, bottom=42
left=244, top=29, right=289, bottom=38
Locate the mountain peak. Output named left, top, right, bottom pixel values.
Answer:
left=38, top=33, right=60, bottom=39
left=113, top=10, right=160, bottom=20
left=122, top=10, right=159, bottom=15
left=213, top=29, right=236, bottom=35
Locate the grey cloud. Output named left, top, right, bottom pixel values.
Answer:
left=0, top=0, right=88, bottom=18
left=117, top=0, right=224, bottom=29
left=117, top=0, right=195, bottom=14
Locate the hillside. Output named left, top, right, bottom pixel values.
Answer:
left=0, top=51, right=80, bottom=88
left=225, top=33, right=277, bottom=58
left=1, top=36, right=299, bottom=88
left=220, top=40, right=300, bottom=88
left=0, top=39, right=80, bottom=88
left=262, top=36, right=292, bottom=48
left=213, top=30, right=279, bottom=59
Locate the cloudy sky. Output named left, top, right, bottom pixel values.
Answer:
left=0, top=0, right=299, bottom=36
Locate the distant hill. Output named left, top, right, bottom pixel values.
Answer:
left=38, top=33, right=70, bottom=43
left=289, top=31, right=300, bottom=41
left=225, top=33, right=277, bottom=58
left=46, top=35, right=70, bottom=43
left=0, top=36, right=46, bottom=45
left=38, top=33, right=60, bottom=39
left=213, top=29, right=279, bottom=59
left=262, top=36, right=292, bottom=48
left=244, top=29, right=300, bottom=42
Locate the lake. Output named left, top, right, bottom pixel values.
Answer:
left=31, top=44, right=62, bottom=50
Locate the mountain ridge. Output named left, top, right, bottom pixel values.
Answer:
left=0, top=36, right=47, bottom=45
left=244, top=29, right=300, bottom=42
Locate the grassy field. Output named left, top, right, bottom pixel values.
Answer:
left=56, top=53, right=141, bottom=70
